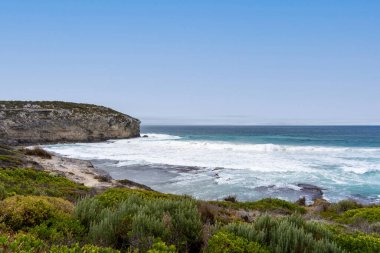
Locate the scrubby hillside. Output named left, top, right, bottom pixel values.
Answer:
left=0, top=101, right=140, bottom=144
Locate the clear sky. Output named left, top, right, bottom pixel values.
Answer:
left=0, top=1, right=379, bottom=125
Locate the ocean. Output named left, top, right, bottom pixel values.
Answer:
left=44, top=125, right=380, bottom=203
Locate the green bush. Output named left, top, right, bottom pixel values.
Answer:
left=224, top=215, right=342, bottom=253
left=22, top=147, right=52, bottom=159
left=74, top=197, right=104, bottom=228
left=93, top=188, right=183, bottom=207
left=76, top=193, right=202, bottom=252
left=0, top=155, right=23, bottom=168
left=50, top=243, right=121, bottom=253
left=210, top=198, right=306, bottom=214
left=329, top=200, right=362, bottom=213
left=0, top=184, right=6, bottom=200
left=342, top=207, right=380, bottom=224
left=334, top=232, right=380, bottom=253
left=0, top=168, right=89, bottom=201
left=28, top=217, right=85, bottom=244
left=0, top=232, right=46, bottom=252
left=205, top=230, right=269, bottom=253
left=147, top=239, right=177, bottom=253
left=0, top=195, right=73, bottom=230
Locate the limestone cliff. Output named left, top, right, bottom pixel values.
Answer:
left=0, top=101, right=140, bottom=145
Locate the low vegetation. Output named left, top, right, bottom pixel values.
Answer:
left=1, top=145, right=380, bottom=252
left=0, top=167, right=89, bottom=201
left=22, top=147, right=52, bottom=159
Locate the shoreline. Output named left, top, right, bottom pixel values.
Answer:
left=25, top=148, right=153, bottom=191
left=32, top=147, right=327, bottom=203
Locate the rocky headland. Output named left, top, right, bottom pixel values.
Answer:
left=0, top=101, right=140, bottom=145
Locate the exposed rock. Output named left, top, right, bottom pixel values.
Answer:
left=0, top=101, right=140, bottom=144
left=116, top=179, right=154, bottom=191
left=297, top=183, right=324, bottom=200
left=27, top=151, right=152, bottom=191
left=142, top=135, right=149, bottom=138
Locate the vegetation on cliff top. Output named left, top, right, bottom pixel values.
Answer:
left=0, top=100, right=139, bottom=121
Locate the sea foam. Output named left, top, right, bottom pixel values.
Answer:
left=45, top=133, right=380, bottom=174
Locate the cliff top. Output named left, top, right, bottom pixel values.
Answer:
left=0, top=100, right=139, bottom=122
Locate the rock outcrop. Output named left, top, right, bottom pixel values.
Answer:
left=0, top=101, right=140, bottom=145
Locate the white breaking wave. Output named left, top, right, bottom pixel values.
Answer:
left=44, top=133, right=380, bottom=174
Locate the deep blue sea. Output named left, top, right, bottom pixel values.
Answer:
left=45, top=126, right=380, bottom=203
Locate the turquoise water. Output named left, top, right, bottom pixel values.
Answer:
left=46, top=126, right=380, bottom=203
left=142, top=125, right=380, bottom=147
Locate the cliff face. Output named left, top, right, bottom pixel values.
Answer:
left=0, top=101, right=140, bottom=145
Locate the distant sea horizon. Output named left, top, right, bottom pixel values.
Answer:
left=45, top=125, right=380, bottom=204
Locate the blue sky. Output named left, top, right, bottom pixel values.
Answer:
left=0, top=1, right=379, bottom=125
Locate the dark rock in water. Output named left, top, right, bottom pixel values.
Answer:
left=253, top=183, right=324, bottom=203
left=0, top=101, right=140, bottom=144
left=117, top=179, right=154, bottom=191
left=297, top=183, right=324, bottom=200
left=142, top=135, right=149, bottom=138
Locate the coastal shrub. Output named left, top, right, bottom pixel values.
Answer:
left=333, top=232, right=380, bottom=253
left=210, top=198, right=306, bottom=214
left=224, top=215, right=342, bottom=253
left=0, top=232, right=121, bottom=252
left=0, top=183, right=6, bottom=200
left=0, top=146, right=26, bottom=168
left=76, top=193, right=202, bottom=252
left=0, top=195, right=73, bottom=230
left=22, top=147, right=52, bottom=159
left=93, top=188, right=183, bottom=207
left=0, top=167, right=89, bottom=201
left=322, top=203, right=380, bottom=226
left=0, top=155, right=23, bottom=168
left=369, top=222, right=380, bottom=234
left=28, top=217, right=85, bottom=245
left=197, top=201, right=217, bottom=224
left=74, top=197, right=104, bottom=229
left=205, top=230, right=269, bottom=253
left=342, top=206, right=380, bottom=223
left=0, top=145, right=16, bottom=156
left=329, top=199, right=362, bottom=213
left=147, top=239, right=177, bottom=253
left=49, top=243, right=121, bottom=253
left=0, top=232, right=46, bottom=252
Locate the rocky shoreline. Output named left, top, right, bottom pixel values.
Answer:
left=25, top=148, right=153, bottom=192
